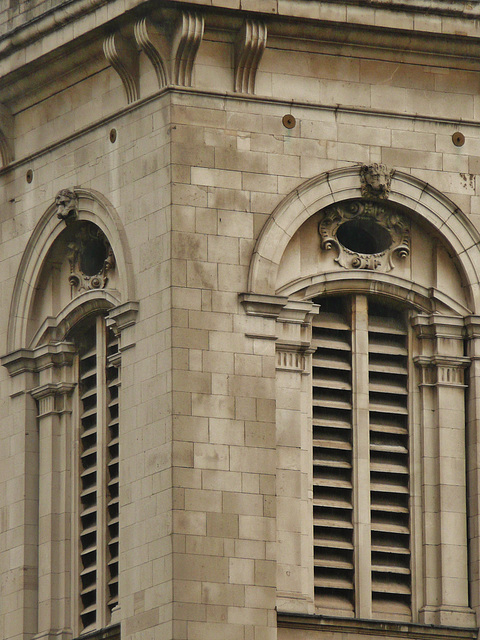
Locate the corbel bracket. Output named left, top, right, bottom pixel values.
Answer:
left=134, top=17, right=169, bottom=88
left=234, top=20, right=267, bottom=94
left=103, top=31, right=140, bottom=104
left=0, top=104, right=13, bottom=167
left=172, top=11, right=204, bottom=87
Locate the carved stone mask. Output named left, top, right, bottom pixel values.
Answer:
left=55, top=189, right=78, bottom=221
left=360, top=164, right=394, bottom=199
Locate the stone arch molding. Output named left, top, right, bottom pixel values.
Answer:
left=7, top=187, right=137, bottom=352
left=247, top=166, right=480, bottom=314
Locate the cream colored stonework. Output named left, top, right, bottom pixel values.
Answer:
left=2, top=2, right=480, bottom=640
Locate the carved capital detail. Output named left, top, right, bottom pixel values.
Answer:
left=234, top=20, right=267, bottom=94
left=276, top=349, right=306, bottom=372
left=319, top=200, right=410, bottom=272
left=103, top=32, right=139, bottom=103
left=31, top=382, right=75, bottom=417
left=360, top=163, right=394, bottom=199
left=172, top=11, right=204, bottom=87
left=414, top=355, right=470, bottom=387
left=134, top=17, right=169, bottom=88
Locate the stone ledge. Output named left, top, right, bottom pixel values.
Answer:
left=277, top=612, right=478, bottom=639
left=72, top=625, right=120, bottom=640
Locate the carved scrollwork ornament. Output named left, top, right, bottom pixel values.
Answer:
left=319, top=200, right=410, bottom=272
left=67, top=222, right=115, bottom=292
left=360, top=163, right=394, bottom=199
left=55, top=189, right=78, bottom=223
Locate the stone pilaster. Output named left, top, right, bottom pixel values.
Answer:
left=412, top=314, right=475, bottom=627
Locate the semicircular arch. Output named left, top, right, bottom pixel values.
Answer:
left=248, top=166, right=480, bottom=313
left=8, top=188, right=136, bottom=352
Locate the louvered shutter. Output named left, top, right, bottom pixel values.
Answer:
left=77, top=318, right=120, bottom=632
left=312, top=295, right=411, bottom=620
left=106, top=330, right=120, bottom=613
left=368, top=303, right=411, bottom=618
left=312, top=298, right=354, bottom=614
left=79, top=326, right=99, bottom=632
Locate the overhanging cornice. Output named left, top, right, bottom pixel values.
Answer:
left=2, top=0, right=480, bottom=109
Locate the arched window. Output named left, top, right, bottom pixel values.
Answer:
left=2, top=189, right=136, bottom=640
left=243, top=167, right=480, bottom=631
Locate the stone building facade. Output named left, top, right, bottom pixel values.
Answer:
left=2, top=1, right=480, bottom=640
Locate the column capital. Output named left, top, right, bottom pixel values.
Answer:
left=414, top=354, right=470, bottom=387
left=30, top=382, right=75, bottom=417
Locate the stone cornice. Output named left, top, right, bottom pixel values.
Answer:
left=2, top=0, right=480, bottom=110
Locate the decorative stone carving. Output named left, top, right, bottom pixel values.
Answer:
left=172, top=11, right=204, bottom=87
left=55, top=189, right=78, bottom=222
left=134, top=17, right=169, bottom=88
left=276, top=349, right=306, bottom=373
left=234, top=20, right=267, bottom=94
left=360, top=163, right=394, bottom=199
left=67, top=222, right=115, bottom=292
left=319, top=200, right=410, bottom=272
left=0, top=104, right=13, bottom=167
left=103, top=32, right=139, bottom=103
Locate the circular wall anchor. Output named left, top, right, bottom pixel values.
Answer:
left=282, top=114, right=296, bottom=129
left=109, top=128, right=117, bottom=143
left=26, top=169, right=33, bottom=183
left=452, top=132, right=465, bottom=147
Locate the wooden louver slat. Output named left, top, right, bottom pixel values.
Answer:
left=312, top=301, right=355, bottom=615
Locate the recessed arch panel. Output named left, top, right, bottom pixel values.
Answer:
left=247, top=166, right=480, bottom=313
left=7, top=188, right=136, bottom=352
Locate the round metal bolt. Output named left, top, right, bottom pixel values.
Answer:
left=26, top=169, right=33, bottom=183
left=109, top=128, right=117, bottom=143
left=282, top=114, right=296, bottom=129
left=452, top=132, right=465, bottom=147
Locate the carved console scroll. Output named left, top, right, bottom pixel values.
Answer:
left=172, top=11, right=204, bottom=87
left=134, top=17, right=169, bottom=88
left=103, top=32, right=140, bottom=103
left=0, top=104, right=13, bottom=167
left=234, top=20, right=267, bottom=94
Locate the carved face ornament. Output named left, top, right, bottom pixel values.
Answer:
left=55, top=189, right=78, bottom=222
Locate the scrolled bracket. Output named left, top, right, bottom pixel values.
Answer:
left=172, top=11, right=204, bottom=86
left=0, top=104, right=13, bottom=167
left=134, top=17, right=169, bottom=89
left=103, top=31, right=140, bottom=104
left=234, top=19, right=267, bottom=94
